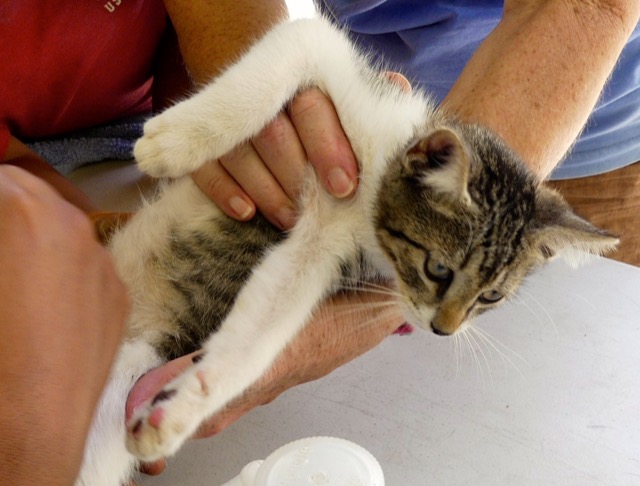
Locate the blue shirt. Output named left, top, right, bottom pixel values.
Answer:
left=317, top=0, right=640, bottom=180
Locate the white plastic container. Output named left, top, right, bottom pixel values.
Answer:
left=221, top=436, right=385, bottom=486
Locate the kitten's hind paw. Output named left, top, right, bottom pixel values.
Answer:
left=125, top=366, right=225, bottom=461
left=134, top=110, right=210, bottom=179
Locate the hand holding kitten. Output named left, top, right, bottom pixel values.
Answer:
left=191, top=87, right=357, bottom=230
left=192, top=73, right=410, bottom=230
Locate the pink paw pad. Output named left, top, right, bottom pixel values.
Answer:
left=148, top=407, right=165, bottom=429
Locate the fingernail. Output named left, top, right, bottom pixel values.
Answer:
left=327, top=168, right=355, bottom=198
left=229, top=196, right=253, bottom=220
left=275, top=206, right=297, bottom=230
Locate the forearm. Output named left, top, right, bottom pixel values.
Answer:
left=163, top=0, right=288, bottom=85
left=443, top=0, right=640, bottom=179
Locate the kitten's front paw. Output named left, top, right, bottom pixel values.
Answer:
left=134, top=110, right=209, bottom=179
left=125, top=365, right=224, bottom=461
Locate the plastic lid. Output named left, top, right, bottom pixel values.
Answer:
left=254, top=436, right=384, bottom=486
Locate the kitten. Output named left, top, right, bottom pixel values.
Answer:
left=75, top=17, right=617, bottom=486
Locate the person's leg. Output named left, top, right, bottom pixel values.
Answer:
left=547, top=162, right=640, bottom=266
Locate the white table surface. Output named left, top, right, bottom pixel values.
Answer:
left=69, top=162, right=640, bottom=486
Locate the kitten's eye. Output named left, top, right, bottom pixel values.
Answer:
left=424, top=257, right=452, bottom=282
left=478, top=290, right=503, bottom=304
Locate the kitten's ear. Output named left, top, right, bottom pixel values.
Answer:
left=529, top=186, right=618, bottom=261
left=406, top=129, right=472, bottom=205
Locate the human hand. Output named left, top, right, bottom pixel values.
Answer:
left=192, top=87, right=358, bottom=230
left=126, top=290, right=406, bottom=477
left=193, top=73, right=412, bottom=230
left=0, top=166, right=130, bottom=485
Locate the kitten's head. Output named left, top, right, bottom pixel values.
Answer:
left=375, top=123, right=617, bottom=336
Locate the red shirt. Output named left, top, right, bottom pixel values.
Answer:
left=0, top=0, right=167, bottom=157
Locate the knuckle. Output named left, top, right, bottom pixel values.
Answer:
left=0, top=181, right=33, bottom=213
left=198, top=166, right=233, bottom=202
left=288, top=87, right=328, bottom=118
left=257, top=113, right=294, bottom=146
left=204, top=172, right=226, bottom=196
left=0, top=188, right=45, bottom=234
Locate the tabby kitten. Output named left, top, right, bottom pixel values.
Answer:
left=75, top=16, right=616, bottom=486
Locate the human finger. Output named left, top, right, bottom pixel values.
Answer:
left=220, top=144, right=297, bottom=230
left=383, top=71, right=412, bottom=92
left=251, top=111, right=308, bottom=202
left=192, top=159, right=256, bottom=221
left=288, top=88, right=357, bottom=199
left=138, top=459, right=167, bottom=477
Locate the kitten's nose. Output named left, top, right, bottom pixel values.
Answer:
left=430, top=322, right=450, bottom=336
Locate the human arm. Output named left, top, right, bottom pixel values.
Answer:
left=442, top=0, right=640, bottom=179
left=0, top=166, right=129, bottom=485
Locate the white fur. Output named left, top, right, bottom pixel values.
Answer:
left=76, top=17, right=432, bottom=484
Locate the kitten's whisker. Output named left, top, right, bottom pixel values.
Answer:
left=452, top=333, right=461, bottom=379
left=465, top=327, right=494, bottom=390
left=329, top=299, right=400, bottom=313
left=337, top=285, right=403, bottom=299
left=327, top=306, right=399, bottom=327
left=338, top=278, right=394, bottom=292
left=518, top=289, right=558, bottom=335
left=351, top=309, right=404, bottom=334
left=324, top=301, right=403, bottom=333
left=460, top=328, right=484, bottom=386
left=473, top=326, right=527, bottom=365
left=472, top=326, right=526, bottom=378
left=510, top=294, right=546, bottom=327
left=337, top=278, right=403, bottom=297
